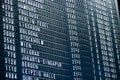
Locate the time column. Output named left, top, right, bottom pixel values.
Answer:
left=2, top=0, right=17, bottom=79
